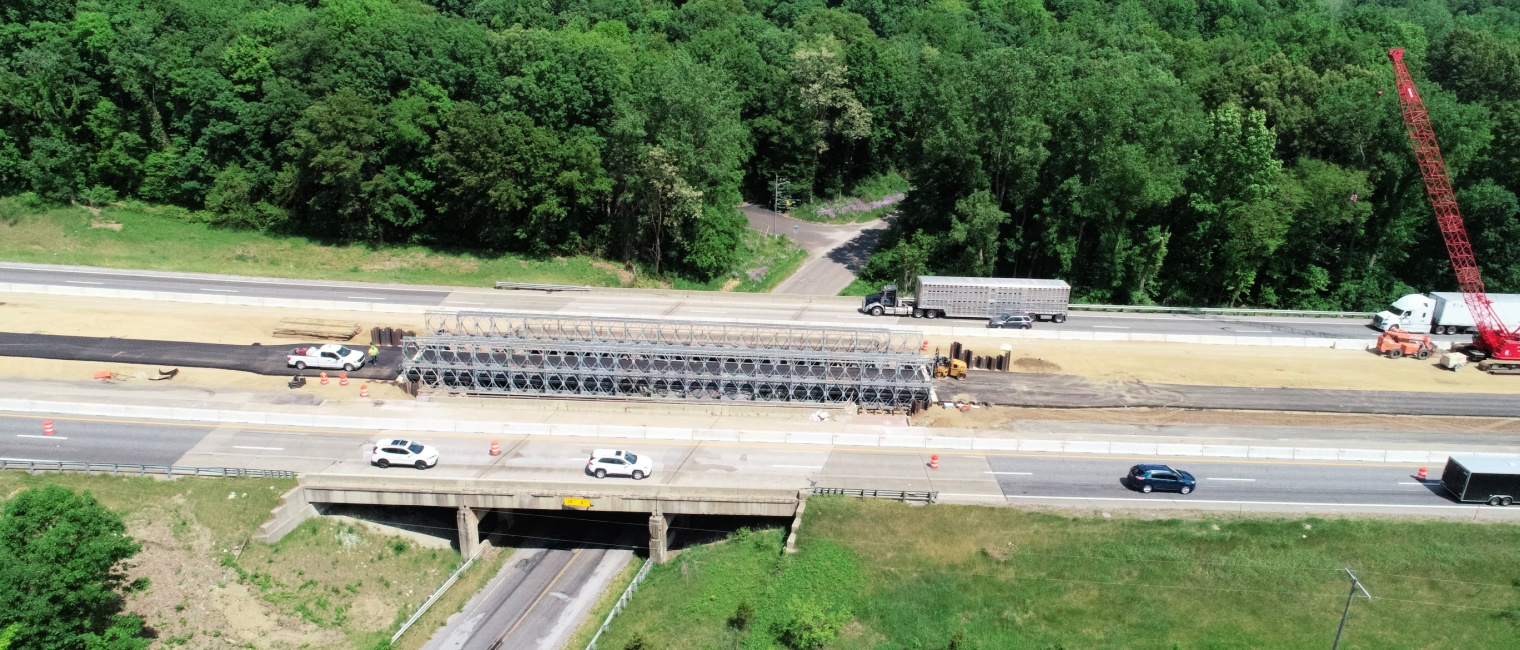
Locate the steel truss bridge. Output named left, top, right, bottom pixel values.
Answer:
left=404, top=313, right=932, bottom=408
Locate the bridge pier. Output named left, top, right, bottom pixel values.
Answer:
left=456, top=505, right=482, bottom=558
left=649, top=511, right=672, bottom=563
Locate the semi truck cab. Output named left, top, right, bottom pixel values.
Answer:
left=861, top=285, right=914, bottom=317
left=1373, top=294, right=1433, bottom=331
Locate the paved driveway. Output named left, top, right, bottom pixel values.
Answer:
left=740, top=204, right=885, bottom=296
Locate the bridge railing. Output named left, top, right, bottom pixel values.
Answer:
left=0, top=459, right=296, bottom=479
left=586, top=557, right=654, bottom=650
left=1069, top=304, right=1374, bottom=318
left=811, top=487, right=938, bottom=504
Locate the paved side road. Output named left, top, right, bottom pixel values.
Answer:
left=740, top=204, right=884, bottom=296
left=423, top=547, right=632, bottom=650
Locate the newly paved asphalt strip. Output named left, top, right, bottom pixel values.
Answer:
left=0, top=332, right=402, bottom=379
left=946, top=371, right=1520, bottom=417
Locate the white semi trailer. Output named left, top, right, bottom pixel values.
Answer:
left=860, top=276, right=1071, bottom=322
left=1372, top=292, right=1520, bottom=335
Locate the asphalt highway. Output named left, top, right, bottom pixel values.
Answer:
left=0, top=262, right=1429, bottom=339
left=3, top=412, right=1515, bottom=518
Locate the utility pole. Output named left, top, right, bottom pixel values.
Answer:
left=1331, top=568, right=1373, bottom=650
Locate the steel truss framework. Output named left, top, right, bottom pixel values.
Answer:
left=403, top=336, right=932, bottom=408
left=423, top=311, right=924, bottom=355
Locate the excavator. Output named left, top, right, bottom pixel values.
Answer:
left=1387, top=48, right=1520, bottom=374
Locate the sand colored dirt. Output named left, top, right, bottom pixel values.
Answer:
left=3, top=292, right=1518, bottom=396
left=923, top=334, right=1520, bottom=395
left=0, top=293, right=423, bottom=345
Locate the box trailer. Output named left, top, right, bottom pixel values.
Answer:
left=860, top=276, right=1070, bottom=322
left=1441, top=454, right=1520, bottom=506
left=1372, top=292, right=1520, bottom=334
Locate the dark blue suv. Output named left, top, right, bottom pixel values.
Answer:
left=1127, top=464, right=1197, bottom=494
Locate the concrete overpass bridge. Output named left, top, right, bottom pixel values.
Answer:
left=256, top=475, right=808, bottom=562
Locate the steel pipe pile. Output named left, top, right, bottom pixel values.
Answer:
left=423, top=311, right=924, bottom=355
left=404, top=315, right=932, bottom=408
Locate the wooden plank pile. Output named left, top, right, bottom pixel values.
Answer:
left=273, top=318, right=360, bottom=341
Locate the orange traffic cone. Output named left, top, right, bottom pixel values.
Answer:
left=339, top=372, right=348, bottom=386
left=1417, top=467, right=1428, bottom=481
left=489, top=440, right=501, bottom=456
left=921, top=340, right=930, bottom=352
left=359, top=384, right=370, bottom=398
left=929, top=454, right=939, bottom=470
left=320, top=372, right=329, bottom=385
left=42, top=420, right=54, bottom=436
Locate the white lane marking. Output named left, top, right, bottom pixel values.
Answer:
left=1207, top=478, right=1257, bottom=482
left=1092, top=326, right=1128, bottom=329
left=201, top=288, right=238, bottom=293
left=16, top=434, right=67, bottom=439
left=65, top=280, right=103, bottom=285
left=346, top=296, right=386, bottom=300
left=938, top=493, right=1012, bottom=499
left=774, top=464, right=823, bottom=469
left=985, top=471, right=1033, bottom=475
left=233, top=446, right=284, bottom=451
left=1000, top=495, right=1480, bottom=509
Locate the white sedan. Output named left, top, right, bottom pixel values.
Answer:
left=371, top=439, right=439, bottom=470
left=287, top=344, right=366, bottom=371
left=587, top=450, right=652, bottom=480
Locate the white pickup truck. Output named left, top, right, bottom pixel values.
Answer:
left=286, top=344, right=366, bottom=371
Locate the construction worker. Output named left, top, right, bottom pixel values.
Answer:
left=368, top=344, right=379, bottom=364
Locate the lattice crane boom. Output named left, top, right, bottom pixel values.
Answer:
left=1388, top=47, right=1520, bottom=360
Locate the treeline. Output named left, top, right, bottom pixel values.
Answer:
left=2, top=0, right=1519, bottom=305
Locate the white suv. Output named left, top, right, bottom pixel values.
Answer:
left=371, top=439, right=440, bottom=469
left=587, top=450, right=652, bottom=480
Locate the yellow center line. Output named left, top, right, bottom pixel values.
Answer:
left=493, top=548, right=584, bottom=648
left=0, top=412, right=1438, bottom=468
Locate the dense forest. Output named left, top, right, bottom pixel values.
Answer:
left=3, top=0, right=1519, bottom=307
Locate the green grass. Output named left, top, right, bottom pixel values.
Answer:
left=593, top=497, right=1520, bottom=649
left=0, top=473, right=469, bottom=649
left=838, top=278, right=876, bottom=296
left=671, top=229, right=807, bottom=293
left=0, top=195, right=624, bottom=288
left=788, top=171, right=909, bottom=224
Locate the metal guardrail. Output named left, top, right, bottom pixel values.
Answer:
left=811, top=487, right=938, bottom=504
left=586, top=557, right=654, bottom=650
left=391, top=545, right=485, bottom=644
left=494, top=281, right=590, bottom=292
left=1069, top=304, right=1375, bottom=318
left=0, top=459, right=296, bottom=478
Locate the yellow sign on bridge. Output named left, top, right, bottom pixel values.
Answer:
left=562, top=497, right=592, bottom=510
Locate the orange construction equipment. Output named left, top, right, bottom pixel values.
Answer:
left=339, top=372, right=348, bottom=386
left=1375, top=329, right=1436, bottom=360
left=359, top=384, right=370, bottom=398
left=1418, top=467, right=1428, bottom=481
left=320, top=372, right=329, bottom=385
left=929, top=454, right=939, bottom=470
left=490, top=440, right=501, bottom=455
left=42, top=420, right=54, bottom=436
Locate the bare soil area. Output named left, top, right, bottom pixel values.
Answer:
left=923, top=335, right=1520, bottom=394
left=0, top=293, right=423, bottom=345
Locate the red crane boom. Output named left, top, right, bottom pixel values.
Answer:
left=1387, top=47, right=1520, bottom=361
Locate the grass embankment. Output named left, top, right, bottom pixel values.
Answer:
left=0, top=473, right=467, bottom=649
left=0, top=196, right=802, bottom=292
left=594, top=497, right=1520, bottom=649
left=789, top=172, right=908, bottom=224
